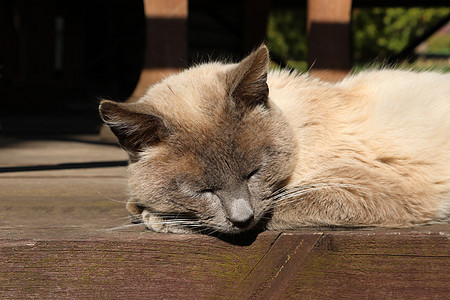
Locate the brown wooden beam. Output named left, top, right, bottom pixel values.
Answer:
left=307, top=0, right=353, bottom=82
left=131, top=0, right=188, bottom=99
left=1, top=230, right=448, bottom=298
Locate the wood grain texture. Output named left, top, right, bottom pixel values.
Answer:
left=2, top=229, right=447, bottom=299
left=1, top=136, right=449, bottom=299
left=237, top=232, right=323, bottom=299
left=0, top=233, right=279, bottom=299
left=275, top=231, right=450, bottom=299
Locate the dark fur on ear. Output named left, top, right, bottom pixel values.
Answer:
left=99, top=100, right=169, bottom=159
left=227, top=45, right=270, bottom=109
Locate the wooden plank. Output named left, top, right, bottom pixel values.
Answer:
left=0, top=136, right=129, bottom=240
left=1, top=228, right=448, bottom=299
left=307, top=0, right=352, bottom=82
left=0, top=177, right=129, bottom=241
left=0, top=233, right=280, bottom=299
left=0, top=137, right=127, bottom=169
left=282, top=255, right=449, bottom=299
left=318, top=229, right=450, bottom=256
left=131, top=0, right=188, bottom=98
left=237, top=232, right=323, bottom=299
left=275, top=230, right=450, bottom=299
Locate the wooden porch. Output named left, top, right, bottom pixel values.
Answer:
left=0, top=136, right=448, bottom=298
left=1, top=0, right=449, bottom=298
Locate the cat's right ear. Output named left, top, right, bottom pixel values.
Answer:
left=227, top=45, right=270, bottom=110
left=99, top=100, right=170, bottom=158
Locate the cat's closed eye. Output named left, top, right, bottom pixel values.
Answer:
left=246, top=168, right=260, bottom=180
left=199, top=188, right=215, bottom=195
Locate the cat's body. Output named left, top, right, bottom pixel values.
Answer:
left=267, top=68, right=450, bottom=229
left=100, top=46, right=449, bottom=235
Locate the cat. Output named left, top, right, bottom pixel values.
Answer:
left=99, top=45, right=450, bottom=235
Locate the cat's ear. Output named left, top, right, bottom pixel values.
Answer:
left=99, top=100, right=170, bottom=158
left=227, top=45, right=270, bottom=109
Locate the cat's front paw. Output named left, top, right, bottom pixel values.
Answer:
left=141, top=209, right=193, bottom=234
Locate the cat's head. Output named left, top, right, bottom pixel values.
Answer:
left=99, top=46, right=297, bottom=235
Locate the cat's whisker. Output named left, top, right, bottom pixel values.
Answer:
left=168, top=220, right=199, bottom=224
left=271, top=182, right=368, bottom=199
left=269, top=187, right=317, bottom=203
left=201, top=227, right=221, bottom=237
left=272, top=186, right=325, bottom=201
left=269, top=183, right=368, bottom=208
left=104, top=223, right=146, bottom=231
left=95, top=191, right=128, bottom=204
left=146, top=218, right=198, bottom=224
left=273, top=190, right=347, bottom=207
left=115, top=215, right=138, bottom=221
left=272, top=186, right=332, bottom=202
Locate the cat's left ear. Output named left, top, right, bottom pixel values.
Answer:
left=227, top=45, right=270, bottom=109
left=99, top=100, right=170, bottom=159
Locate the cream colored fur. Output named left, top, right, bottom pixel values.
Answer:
left=267, top=69, right=450, bottom=229
left=100, top=46, right=449, bottom=233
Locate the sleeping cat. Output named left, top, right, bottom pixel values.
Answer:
left=99, top=45, right=450, bottom=235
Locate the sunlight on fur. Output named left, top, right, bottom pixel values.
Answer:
left=99, top=45, right=449, bottom=235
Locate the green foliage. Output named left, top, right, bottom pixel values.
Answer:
left=427, top=34, right=450, bottom=55
left=267, top=7, right=450, bottom=66
left=352, top=8, right=450, bottom=62
left=267, top=9, right=307, bottom=62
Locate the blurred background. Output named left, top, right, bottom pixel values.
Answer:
left=0, top=0, right=449, bottom=135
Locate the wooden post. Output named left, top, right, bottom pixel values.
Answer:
left=101, top=0, right=188, bottom=140
left=307, top=0, right=352, bottom=82
left=131, top=0, right=188, bottom=99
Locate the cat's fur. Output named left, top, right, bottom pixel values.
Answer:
left=100, top=45, right=450, bottom=235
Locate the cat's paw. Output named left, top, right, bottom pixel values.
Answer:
left=126, top=198, right=144, bottom=224
left=141, top=209, right=193, bottom=234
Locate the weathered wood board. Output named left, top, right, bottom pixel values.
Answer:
left=1, top=229, right=448, bottom=299
left=0, top=136, right=449, bottom=299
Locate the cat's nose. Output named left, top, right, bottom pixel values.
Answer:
left=227, top=198, right=254, bottom=228
left=229, top=215, right=254, bottom=229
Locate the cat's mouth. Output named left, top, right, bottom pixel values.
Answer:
left=226, top=216, right=254, bottom=230
left=209, top=210, right=271, bottom=235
